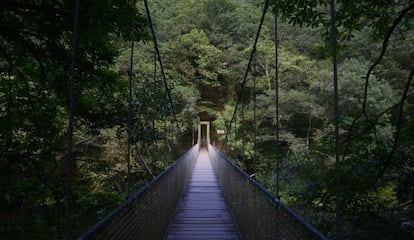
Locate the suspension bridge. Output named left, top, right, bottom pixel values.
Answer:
left=0, top=0, right=348, bottom=238
left=75, top=0, right=339, bottom=239
left=79, top=124, right=327, bottom=240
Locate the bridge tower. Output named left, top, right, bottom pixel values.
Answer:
left=197, top=121, right=210, bottom=147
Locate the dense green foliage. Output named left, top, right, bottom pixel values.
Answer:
left=0, top=0, right=413, bottom=239
left=0, top=0, right=177, bottom=238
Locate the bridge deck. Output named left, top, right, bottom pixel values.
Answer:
left=165, top=149, right=240, bottom=240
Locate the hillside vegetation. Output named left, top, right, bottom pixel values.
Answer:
left=0, top=0, right=413, bottom=239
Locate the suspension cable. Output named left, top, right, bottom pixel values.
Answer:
left=144, top=0, right=180, bottom=130
left=241, top=95, right=245, bottom=159
left=234, top=111, right=237, bottom=153
left=223, top=0, right=270, bottom=145
left=253, top=52, right=257, bottom=167
left=273, top=4, right=281, bottom=199
left=153, top=49, right=157, bottom=130
left=329, top=0, right=341, bottom=239
left=126, top=0, right=137, bottom=198
left=65, top=0, right=80, bottom=238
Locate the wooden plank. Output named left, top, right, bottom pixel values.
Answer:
left=165, top=149, right=240, bottom=240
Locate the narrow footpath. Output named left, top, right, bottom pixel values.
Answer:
left=165, top=149, right=240, bottom=240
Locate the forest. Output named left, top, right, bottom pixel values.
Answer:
left=0, top=0, right=413, bottom=239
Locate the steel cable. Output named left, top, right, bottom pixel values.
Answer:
left=65, top=0, right=80, bottom=238
left=144, top=0, right=180, bottom=130
left=329, top=0, right=341, bottom=239
left=223, top=0, right=270, bottom=145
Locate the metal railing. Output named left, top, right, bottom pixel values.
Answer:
left=208, top=145, right=328, bottom=240
left=78, top=145, right=199, bottom=240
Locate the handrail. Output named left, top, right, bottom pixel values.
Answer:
left=208, top=144, right=328, bottom=240
left=78, top=145, right=199, bottom=239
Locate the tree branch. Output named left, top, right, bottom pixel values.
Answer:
left=387, top=69, right=414, bottom=164
left=342, top=2, right=414, bottom=158
left=373, top=68, right=414, bottom=187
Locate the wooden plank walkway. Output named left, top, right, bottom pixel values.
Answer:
left=165, top=149, right=240, bottom=240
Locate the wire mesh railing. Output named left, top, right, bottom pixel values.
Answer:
left=208, top=145, right=328, bottom=240
left=78, top=145, right=199, bottom=240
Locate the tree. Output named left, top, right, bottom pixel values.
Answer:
left=167, top=29, right=227, bottom=120
left=0, top=0, right=149, bottom=238
left=267, top=1, right=414, bottom=238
